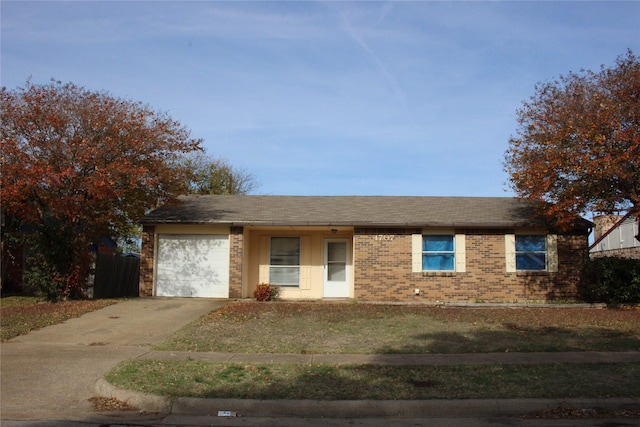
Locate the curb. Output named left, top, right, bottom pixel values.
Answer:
left=95, top=378, right=172, bottom=414
left=95, top=378, right=640, bottom=418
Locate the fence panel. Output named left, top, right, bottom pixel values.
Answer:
left=93, top=254, right=140, bottom=298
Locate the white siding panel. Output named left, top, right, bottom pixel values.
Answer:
left=455, top=234, right=466, bottom=273
left=300, top=236, right=311, bottom=290
left=505, top=234, right=516, bottom=273
left=258, top=236, right=270, bottom=284
left=547, top=234, right=558, bottom=273
left=411, top=234, right=423, bottom=273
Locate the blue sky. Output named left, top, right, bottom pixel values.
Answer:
left=2, top=1, right=639, bottom=197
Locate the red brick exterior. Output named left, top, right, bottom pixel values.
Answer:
left=229, top=227, right=244, bottom=298
left=353, top=228, right=589, bottom=303
left=591, top=247, right=640, bottom=260
left=140, top=225, right=589, bottom=302
left=139, top=225, right=155, bottom=297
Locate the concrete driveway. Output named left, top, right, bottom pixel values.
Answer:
left=0, top=298, right=225, bottom=423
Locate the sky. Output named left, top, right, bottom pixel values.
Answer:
left=2, top=1, right=639, bottom=197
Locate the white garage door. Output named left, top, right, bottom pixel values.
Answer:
left=156, top=234, right=230, bottom=298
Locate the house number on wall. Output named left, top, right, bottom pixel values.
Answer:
left=373, top=234, right=394, bottom=241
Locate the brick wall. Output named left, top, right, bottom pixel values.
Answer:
left=229, top=227, right=244, bottom=298
left=591, top=247, right=640, bottom=260
left=139, top=225, right=155, bottom=297
left=353, top=228, right=588, bottom=303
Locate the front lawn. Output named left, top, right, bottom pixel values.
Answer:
left=155, top=301, right=640, bottom=354
left=108, top=301, right=640, bottom=401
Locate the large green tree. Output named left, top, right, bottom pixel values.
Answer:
left=184, top=152, right=258, bottom=195
left=504, top=50, right=640, bottom=228
left=1, top=80, right=203, bottom=299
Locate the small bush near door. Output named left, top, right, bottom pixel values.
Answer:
left=253, top=283, right=279, bottom=301
left=579, top=257, right=640, bottom=305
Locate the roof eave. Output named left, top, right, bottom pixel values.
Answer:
left=140, top=219, right=553, bottom=229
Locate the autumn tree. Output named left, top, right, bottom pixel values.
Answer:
left=0, top=80, right=202, bottom=299
left=504, top=50, right=640, bottom=229
left=184, top=152, right=258, bottom=195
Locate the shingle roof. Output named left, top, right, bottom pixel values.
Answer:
left=141, top=195, right=591, bottom=230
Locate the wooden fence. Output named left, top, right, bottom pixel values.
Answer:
left=93, top=253, right=140, bottom=298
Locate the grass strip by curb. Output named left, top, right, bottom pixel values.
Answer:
left=105, top=360, right=640, bottom=400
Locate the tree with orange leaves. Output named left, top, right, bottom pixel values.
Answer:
left=1, top=80, right=203, bottom=299
left=504, top=50, right=640, bottom=230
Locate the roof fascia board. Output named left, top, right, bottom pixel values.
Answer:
left=141, top=220, right=545, bottom=229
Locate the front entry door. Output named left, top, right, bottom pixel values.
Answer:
left=323, top=239, right=350, bottom=298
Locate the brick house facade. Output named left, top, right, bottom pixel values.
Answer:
left=351, top=228, right=587, bottom=302
left=139, top=195, right=591, bottom=303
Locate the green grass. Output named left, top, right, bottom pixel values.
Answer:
left=155, top=301, right=640, bottom=354
left=108, top=302, right=640, bottom=400
left=105, top=360, right=640, bottom=400
left=1, top=296, right=122, bottom=341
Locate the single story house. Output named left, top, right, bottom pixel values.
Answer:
left=139, top=195, right=592, bottom=303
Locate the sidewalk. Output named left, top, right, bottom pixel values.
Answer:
left=0, top=298, right=224, bottom=422
left=139, top=349, right=640, bottom=365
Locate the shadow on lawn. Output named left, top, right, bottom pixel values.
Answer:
left=374, top=327, right=640, bottom=354
left=191, top=360, right=640, bottom=401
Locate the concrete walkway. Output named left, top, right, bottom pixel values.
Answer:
left=1, top=298, right=224, bottom=424
left=2, top=298, right=639, bottom=425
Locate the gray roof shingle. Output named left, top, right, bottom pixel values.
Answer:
left=141, top=195, right=592, bottom=230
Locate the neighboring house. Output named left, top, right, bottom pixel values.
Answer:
left=139, top=195, right=592, bottom=303
left=590, top=214, right=640, bottom=260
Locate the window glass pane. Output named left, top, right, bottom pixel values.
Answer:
left=423, top=235, right=454, bottom=252
left=270, top=237, right=300, bottom=266
left=516, top=254, right=546, bottom=270
left=328, top=263, right=346, bottom=281
left=328, top=242, right=347, bottom=262
left=515, top=235, right=546, bottom=252
left=423, top=254, right=454, bottom=271
left=270, top=267, right=300, bottom=286
left=269, top=237, right=300, bottom=286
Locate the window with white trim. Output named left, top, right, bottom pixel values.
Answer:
left=412, top=232, right=466, bottom=273
left=422, top=235, right=455, bottom=271
left=269, top=237, right=300, bottom=287
left=515, top=235, right=547, bottom=271
left=505, top=234, right=558, bottom=273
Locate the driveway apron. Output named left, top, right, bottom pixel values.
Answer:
left=0, top=298, right=223, bottom=421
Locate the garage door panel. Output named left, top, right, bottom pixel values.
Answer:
left=156, top=235, right=230, bottom=298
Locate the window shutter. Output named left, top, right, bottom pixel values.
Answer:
left=412, top=234, right=423, bottom=272
left=455, top=234, right=466, bottom=273
left=300, top=236, right=311, bottom=289
left=259, top=236, right=269, bottom=283
left=547, top=234, right=558, bottom=272
left=505, top=234, right=516, bottom=273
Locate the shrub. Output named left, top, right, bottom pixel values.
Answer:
left=579, top=257, right=640, bottom=305
left=253, top=283, right=279, bottom=301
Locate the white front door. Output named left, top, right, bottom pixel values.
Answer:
left=323, top=239, right=350, bottom=298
